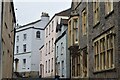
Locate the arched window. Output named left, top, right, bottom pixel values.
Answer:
left=36, top=31, right=40, bottom=38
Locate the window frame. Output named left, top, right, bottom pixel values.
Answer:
left=93, top=29, right=115, bottom=72
left=36, top=31, right=40, bottom=38
left=17, top=36, right=19, bottom=42
left=23, top=44, right=26, bottom=52
left=23, top=34, right=27, bottom=40
left=82, top=8, right=87, bottom=35
left=16, top=46, right=19, bottom=53
left=93, top=0, right=100, bottom=25
left=105, top=0, right=113, bottom=15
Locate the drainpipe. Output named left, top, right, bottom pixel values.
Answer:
left=0, top=1, right=3, bottom=79
left=12, top=25, right=16, bottom=78
left=54, top=43, right=56, bottom=78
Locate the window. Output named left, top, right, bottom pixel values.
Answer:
left=17, top=36, right=19, bottom=42
left=23, top=34, right=27, bottom=40
left=49, top=25, right=51, bottom=35
left=61, top=43, right=64, bottom=55
left=58, top=62, right=60, bottom=75
left=36, top=31, right=40, bottom=38
left=5, top=22, right=8, bottom=29
left=93, top=0, right=100, bottom=25
left=52, top=21, right=54, bottom=32
left=82, top=8, right=87, bottom=35
left=48, top=59, right=50, bottom=73
left=61, top=61, right=64, bottom=77
left=49, top=41, right=50, bottom=54
left=68, top=16, right=79, bottom=47
left=23, top=59, right=26, bottom=68
left=51, top=58, right=53, bottom=72
left=46, top=43, right=47, bottom=55
left=8, top=34, right=11, bottom=38
left=72, top=57, right=75, bottom=77
left=46, top=61, right=47, bottom=73
left=77, top=55, right=80, bottom=76
left=52, top=38, right=54, bottom=52
left=73, top=18, right=79, bottom=43
left=46, top=28, right=48, bottom=37
left=16, top=46, right=19, bottom=53
left=23, top=44, right=26, bottom=52
left=56, top=46, right=58, bottom=57
left=105, top=0, right=113, bottom=14
left=82, top=48, right=88, bottom=77
left=94, top=29, right=115, bottom=71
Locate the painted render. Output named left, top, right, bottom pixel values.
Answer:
left=39, top=9, right=70, bottom=78
left=14, top=13, right=49, bottom=77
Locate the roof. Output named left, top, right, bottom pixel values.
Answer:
left=60, top=19, right=68, bottom=25
left=18, top=19, right=41, bottom=28
left=44, top=8, right=71, bottom=29
left=56, top=19, right=68, bottom=32
left=55, top=8, right=71, bottom=16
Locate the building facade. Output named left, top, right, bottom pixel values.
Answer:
left=39, top=9, right=70, bottom=78
left=88, top=1, right=119, bottom=79
left=68, top=0, right=120, bottom=79
left=0, top=0, right=16, bottom=79
left=14, top=13, right=49, bottom=77
left=55, top=19, right=70, bottom=78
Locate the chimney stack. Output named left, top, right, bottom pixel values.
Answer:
left=41, top=12, right=49, bottom=21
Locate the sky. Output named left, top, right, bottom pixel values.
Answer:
left=13, top=0, right=72, bottom=26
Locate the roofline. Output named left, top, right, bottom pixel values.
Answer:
left=16, top=27, right=44, bottom=32
left=39, top=45, right=44, bottom=50
left=44, top=8, right=71, bottom=29
left=18, top=19, right=41, bottom=28
left=11, top=1, right=16, bottom=23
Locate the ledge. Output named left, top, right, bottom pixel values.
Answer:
left=93, top=68, right=116, bottom=74
left=93, top=21, right=100, bottom=28
left=105, top=10, right=114, bottom=19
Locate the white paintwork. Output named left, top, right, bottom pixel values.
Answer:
left=14, top=15, right=49, bottom=75
left=40, top=15, right=68, bottom=77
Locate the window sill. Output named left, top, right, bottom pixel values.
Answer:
left=61, top=54, right=63, bottom=55
left=93, top=67, right=116, bottom=74
left=23, top=39, right=26, bottom=41
left=105, top=10, right=114, bottom=19
left=36, top=38, right=41, bottom=40
left=22, top=68, right=26, bottom=69
left=51, top=69, right=53, bottom=72
left=51, top=50, right=53, bottom=52
left=83, top=33, right=87, bottom=36
left=93, top=21, right=100, bottom=28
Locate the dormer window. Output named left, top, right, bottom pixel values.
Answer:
left=36, top=31, right=40, bottom=38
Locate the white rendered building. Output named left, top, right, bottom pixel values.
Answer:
left=14, top=13, right=49, bottom=77
left=39, top=9, right=70, bottom=78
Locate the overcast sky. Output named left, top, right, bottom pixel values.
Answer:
left=13, top=0, right=72, bottom=25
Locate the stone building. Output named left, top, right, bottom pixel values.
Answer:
left=0, top=0, right=16, bottom=79
left=88, top=1, right=119, bottom=79
left=68, top=0, right=120, bottom=79
left=68, top=1, right=88, bottom=78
